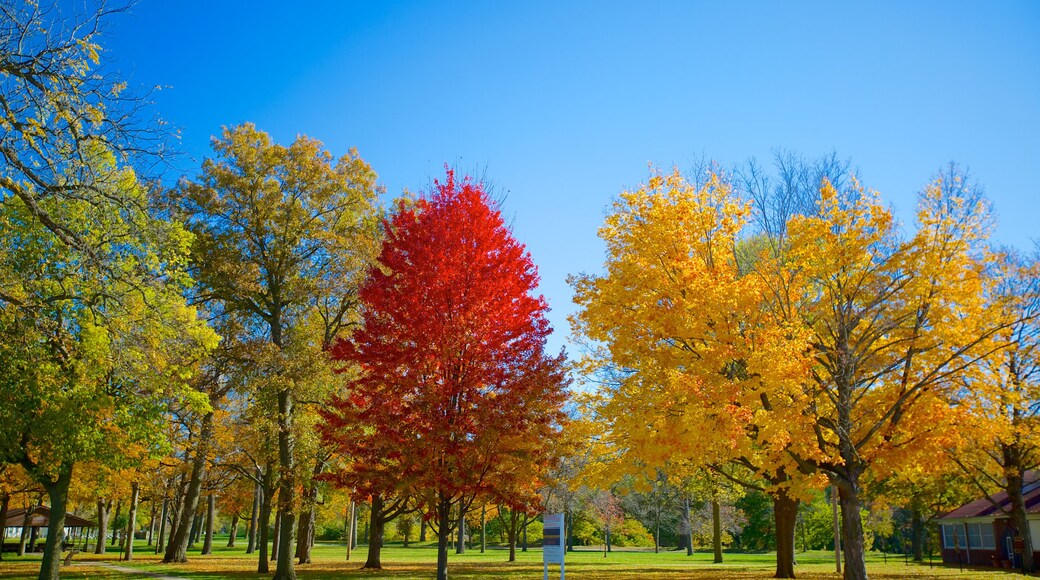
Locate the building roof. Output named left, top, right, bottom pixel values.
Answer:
left=4, top=506, right=95, bottom=528
left=940, top=471, right=1040, bottom=520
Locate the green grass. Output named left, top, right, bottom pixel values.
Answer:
left=0, top=537, right=1031, bottom=579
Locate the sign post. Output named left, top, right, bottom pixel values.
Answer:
left=542, top=512, right=565, bottom=580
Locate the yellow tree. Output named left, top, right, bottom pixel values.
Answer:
left=572, top=167, right=1016, bottom=580
left=754, top=174, right=1012, bottom=580
left=571, top=169, right=822, bottom=578
left=949, top=247, right=1040, bottom=572
left=170, top=123, right=381, bottom=579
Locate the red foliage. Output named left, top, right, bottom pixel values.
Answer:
left=320, top=169, right=568, bottom=511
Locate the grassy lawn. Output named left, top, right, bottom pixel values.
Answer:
left=0, top=539, right=1030, bottom=579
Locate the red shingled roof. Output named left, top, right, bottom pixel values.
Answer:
left=940, top=471, right=1040, bottom=519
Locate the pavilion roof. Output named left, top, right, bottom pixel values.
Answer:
left=4, top=506, right=95, bottom=528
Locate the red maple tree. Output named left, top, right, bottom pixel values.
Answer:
left=320, top=170, right=568, bottom=580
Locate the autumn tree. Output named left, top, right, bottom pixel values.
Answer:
left=321, top=170, right=568, bottom=580
left=0, top=4, right=216, bottom=578
left=572, top=163, right=1016, bottom=580
left=950, top=245, right=1040, bottom=572
left=572, top=170, right=821, bottom=578
left=170, top=123, right=380, bottom=579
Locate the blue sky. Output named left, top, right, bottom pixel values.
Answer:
left=98, top=1, right=1040, bottom=355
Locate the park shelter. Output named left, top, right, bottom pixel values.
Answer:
left=937, top=471, right=1040, bottom=569
left=2, top=506, right=95, bottom=552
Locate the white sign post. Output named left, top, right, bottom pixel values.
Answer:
left=542, top=512, right=565, bottom=580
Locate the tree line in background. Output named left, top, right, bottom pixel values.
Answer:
left=1, top=4, right=1037, bottom=580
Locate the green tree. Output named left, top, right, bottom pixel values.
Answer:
left=171, top=123, right=380, bottom=580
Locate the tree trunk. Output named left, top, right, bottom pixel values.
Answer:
left=345, top=500, right=354, bottom=561
left=420, top=518, right=427, bottom=542
left=480, top=505, right=486, bottom=554
left=436, top=496, right=451, bottom=580
left=712, top=499, right=723, bottom=563
left=351, top=502, right=359, bottom=549
left=111, top=499, right=122, bottom=546
left=364, top=495, right=386, bottom=569
left=163, top=410, right=214, bottom=563
left=36, top=465, right=73, bottom=580
left=521, top=513, right=528, bottom=552
left=831, top=485, right=841, bottom=575
left=1007, top=467, right=1036, bottom=572
left=0, top=493, right=8, bottom=561
left=155, top=498, right=169, bottom=554
left=655, top=504, right=660, bottom=554
left=273, top=387, right=297, bottom=580
left=246, top=482, right=260, bottom=554
left=201, top=494, right=215, bottom=555
left=165, top=473, right=187, bottom=552
left=188, top=512, right=201, bottom=547
left=18, top=500, right=35, bottom=556
left=837, top=474, right=868, bottom=580
left=146, top=500, right=157, bottom=547
left=272, top=510, right=281, bottom=561
left=773, top=489, right=798, bottom=579
left=295, top=470, right=320, bottom=565
left=124, top=482, right=140, bottom=561
left=257, top=462, right=274, bottom=574
left=505, top=510, right=519, bottom=562
left=228, top=514, right=240, bottom=548
left=910, top=506, right=924, bottom=562
left=456, top=504, right=466, bottom=554
left=683, top=497, right=693, bottom=556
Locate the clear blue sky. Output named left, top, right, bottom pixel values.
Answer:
left=97, top=1, right=1040, bottom=355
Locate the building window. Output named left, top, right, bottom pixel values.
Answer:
left=948, top=523, right=995, bottom=549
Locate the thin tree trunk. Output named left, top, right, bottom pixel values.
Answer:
left=364, top=495, right=386, bottom=569
left=683, top=497, right=693, bottom=556
left=295, top=459, right=322, bottom=565
left=773, top=489, right=798, bottom=579
left=456, top=504, right=465, bottom=554
left=201, top=494, right=215, bottom=555
left=36, top=464, right=73, bottom=580
left=712, top=499, right=723, bottom=563
left=521, top=513, right=528, bottom=552
left=273, top=387, right=297, bottom=580
left=507, top=511, right=518, bottom=562
left=124, top=482, right=140, bottom=561
left=188, top=512, right=201, bottom=547
left=246, top=482, right=260, bottom=554
left=163, top=411, right=214, bottom=563
left=351, top=502, right=359, bottom=549
left=111, top=499, right=122, bottom=546
left=272, top=510, right=281, bottom=561
left=257, top=462, right=274, bottom=574
left=146, top=500, right=157, bottom=547
left=832, top=485, right=841, bottom=575
left=419, top=517, right=427, bottom=543
left=480, top=505, right=486, bottom=554
left=155, top=498, right=169, bottom=554
left=345, top=500, right=354, bottom=561
left=436, top=496, right=451, bottom=580
left=18, top=501, right=35, bottom=556
left=228, top=514, right=240, bottom=548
